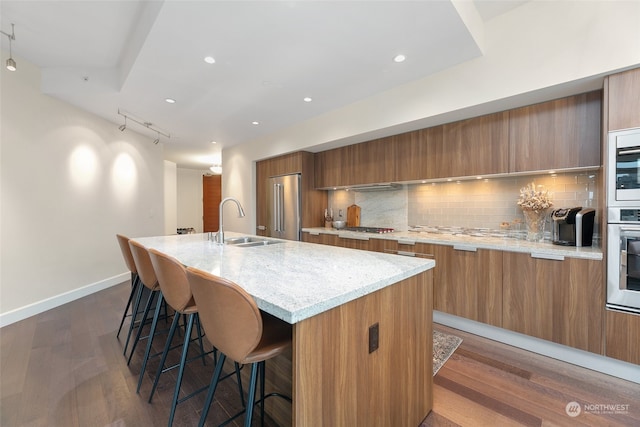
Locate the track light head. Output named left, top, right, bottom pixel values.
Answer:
left=153, top=138, right=160, bottom=145
left=118, top=124, right=126, bottom=131
left=2, top=24, right=16, bottom=71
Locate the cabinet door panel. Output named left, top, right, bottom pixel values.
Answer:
left=509, top=91, right=601, bottom=172
left=503, top=252, right=603, bottom=353
left=605, top=309, right=640, bottom=365
left=608, top=67, right=640, bottom=132
left=434, top=246, right=502, bottom=326
left=439, top=112, right=509, bottom=178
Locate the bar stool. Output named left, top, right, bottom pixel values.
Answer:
left=145, top=249, right=216, bottom=427
left=126, top=240, right=163, bottom=364
left=115, top=234, right=142, bottom=343
left=186, top=266, right=292, bottom=427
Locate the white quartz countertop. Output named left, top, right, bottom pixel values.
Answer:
left=133, top=232, right=435, bottom=324
left=302, top=227, right=603, bottom=260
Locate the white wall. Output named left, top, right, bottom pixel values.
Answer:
left=223, top=1, right=640, bottom=235
left=164, top=160, right=177, bottom=235
left=0, top=54, right=165, bottom=325
left=176, top=168, right=209, bottom=233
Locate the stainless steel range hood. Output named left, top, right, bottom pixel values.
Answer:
left=349, top=183, right=402, bottom=192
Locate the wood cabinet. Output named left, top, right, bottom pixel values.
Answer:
left=256, top=152, right=327, bottom=236
left=314, top=92, right=601, bottom=189
left=439, top=112, right=509, bottom=178
left=434, top=245, right=503, bottom=327
left=605, top=309, right=640, bottom=365
left=502, top=252, right=603, bottom=354
left=607, top=67, right=640, bottom=132
left=509, top=91, right=602, bottom=172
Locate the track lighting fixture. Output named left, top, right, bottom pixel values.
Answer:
left=1, top=23, right=16, bottom=71
left=116, top=109, right=170, bottom=143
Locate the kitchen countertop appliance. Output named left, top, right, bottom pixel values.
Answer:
left=550, top=207, right=595, bottom=246
left=267, top=173, right=301, bottom=241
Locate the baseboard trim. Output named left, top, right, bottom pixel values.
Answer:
left=434, top=311, right=640, bottom=384
left=0, top=273, right=129, bottom=328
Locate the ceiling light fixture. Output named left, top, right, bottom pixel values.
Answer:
left=2, top=23, right=16, bottom=71
left=252, top=121, right=259, bottom=125
left=204, top=56, right=216, bottom=64
left=117, top=109, right=171, bottom=141
left=165, top=98, right=176, bottom=104
left=303, top=97, right=312, bottom=102
left=210, top=164, right=222, bottom=174
left=393, top=54, right=406, bottom=63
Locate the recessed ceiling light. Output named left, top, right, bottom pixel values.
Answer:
left=165, top=98, right=176, bottom=104
left=204, top=56, right=216, bottom=64
left=393, top=54, right=406, bottom=63
left=252, top=121, right=259, bottom=125
left=303, top=97, right=312, bottom=102
left=210, top=140, right=217, bottom=144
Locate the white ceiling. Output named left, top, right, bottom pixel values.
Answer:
left=0, top=0, right=527, bottom=169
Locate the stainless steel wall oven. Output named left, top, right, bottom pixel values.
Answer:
left=607, top=208, right=640, bottom=313
left=607, top=128, right=640, bottom=206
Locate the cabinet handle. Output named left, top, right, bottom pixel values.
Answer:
left=397, top=239, right=416, bottom=246
left=384, top=249, right=434, bottom=258
left=338, top=233, right=370, bottom=241
left=531, top=252, right=565, bottom=261
left=453, top=245, right=477, bottom=252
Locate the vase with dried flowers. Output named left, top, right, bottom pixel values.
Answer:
left=517, top=182, right=553, bottom=242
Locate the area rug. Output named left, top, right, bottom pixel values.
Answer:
left=433, top=330, right=462, bottom=376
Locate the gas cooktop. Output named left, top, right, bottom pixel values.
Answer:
left=343, top=226, right=395, bottom=234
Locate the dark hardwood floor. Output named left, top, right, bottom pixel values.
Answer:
left=1, top=280, right=639, bottom=426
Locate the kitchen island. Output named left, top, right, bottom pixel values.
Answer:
left=133, top=232, right=436, bottom=426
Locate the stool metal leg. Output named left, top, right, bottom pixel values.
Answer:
left=168, top=313, right=195, bottom=427
left=123, top=278, right=145, bottom=356
left=127, top=289, right=157, bottom=364
left=136, top=292, right=164, bottom=393
left=117, top=273, right=140, bottom=338
left=148, top=311, right=181, bottom=402
left=198, top=353, right=227, bottom=427
left=244, top=363, right=259, bottom=427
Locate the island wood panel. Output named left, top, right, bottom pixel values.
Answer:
left=605, top=309, right=640, bottom=365
left=434, top=246, right=503, bottom=327
left=509, top=91, right=602, bottom=172
left=256, top=152, right=327, bottom=236
left=607, top=67, right=640, bottom=132
left=503, top=252, right=604, bottom=354
left=437, top=112, right=509, bottom=178
left=292, top=271, right=433, bottom=426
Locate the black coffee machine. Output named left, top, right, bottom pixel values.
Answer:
left=551, top=207, right=596, bottom=246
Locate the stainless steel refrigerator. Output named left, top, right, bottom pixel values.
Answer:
left=267, top=173, right=301, bottom=241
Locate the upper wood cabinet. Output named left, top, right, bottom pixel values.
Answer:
left=502, top=252, right=603, bottom=354
left=256, top=152, right=327, bottom=236
left=606, top=67, right=640, bottom=132
left=509, top=91, right=602, bottom=172
left=438, top=112, right=509, bottom=178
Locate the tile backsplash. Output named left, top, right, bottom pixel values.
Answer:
left=327, top=171, right=600, bottom=235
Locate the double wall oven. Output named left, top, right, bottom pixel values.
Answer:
left=607, top=127, right=640, bottom=314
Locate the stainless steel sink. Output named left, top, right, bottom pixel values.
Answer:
left=224, top=236, right=282, bottom=247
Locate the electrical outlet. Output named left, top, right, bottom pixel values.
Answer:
left=369, top=323, right=379, bottom=353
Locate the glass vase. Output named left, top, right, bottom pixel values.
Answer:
left=522, top=209, right=546, bottom=242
